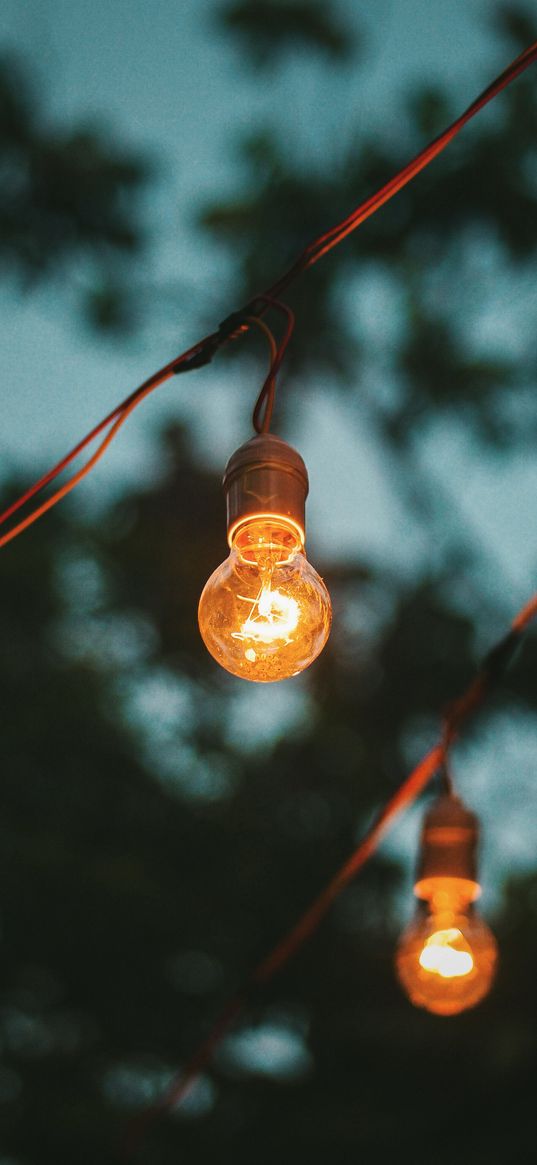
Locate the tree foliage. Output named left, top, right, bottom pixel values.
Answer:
left=0, top=56, right=151, bottom=330
left=217, top=0, right=357, bottom=67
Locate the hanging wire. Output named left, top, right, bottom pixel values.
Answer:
left=243, top=315, right=278, bottom=433
left=0, top=331, right=220, bottom=545
left=251, top=297, right=295, bottom=434
left=1, top=39, right=535, bottom=549
left=264, top=38, right=537, bottom=294
left=0, top=376, right=171, bottom=549
left=121, top=589, right=537, bottom=1160
left=439, top=753, right=456, bottom=796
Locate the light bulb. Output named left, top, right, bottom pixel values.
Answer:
left=396, top=876, right=497, bottom=1016
left=198, top=433, right=332, bottom=682
left=395, top=793, right=497, bottom=1016
left=199, top=516, right=331, bottom=681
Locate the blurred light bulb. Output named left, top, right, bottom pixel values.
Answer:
left=395, top=793, right=497, bottom=1016
left=198, top=433, right=331, bottom=682
left=199, top=517, right=331, bottom=681
left=396, top=876, right=497, bottom=1016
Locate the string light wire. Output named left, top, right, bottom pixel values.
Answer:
left=1, top=38, right=536, bottom=546
left=242, top=314, right=279, bottom=433
left=0, top=332, right=220, bottom=544
left=0, top=375, right=173, bottom=549
left=265, top=37, right=537, bottom=291
left=122, top=591, right=536, bottom=1159
left=251, top=297, right=296, bottom=433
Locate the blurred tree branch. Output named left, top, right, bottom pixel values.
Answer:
left=0, top=56, right=152, bottom=330
left=217, top=0, right=359, bottom=67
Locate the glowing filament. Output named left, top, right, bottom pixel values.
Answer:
left=234, top=584, right=299, bottom=646
left=419, top=929, right=474, bottom=979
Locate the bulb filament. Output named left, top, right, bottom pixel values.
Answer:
left=419, top=928, right=474, bottom=979
left=233, top=581, right=299, bottom=655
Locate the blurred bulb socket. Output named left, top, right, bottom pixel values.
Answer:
left=414, top=793, right=480, bottom=897
left=223, top=433, right=309, bottom=546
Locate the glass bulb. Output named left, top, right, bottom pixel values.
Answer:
left=396, top=876, right=497, bottom=1016
left=198, top=517, right=331, bottom=682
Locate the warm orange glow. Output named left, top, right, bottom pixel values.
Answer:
left=198, top=517, right=331, bottom=681
left=396, top=876, right=497, bottom=1016
left=227, top=511, right=305, bottom=549
left=418, top=929, right=474, bottom=978
left=236, top=583, right=299, bottom=650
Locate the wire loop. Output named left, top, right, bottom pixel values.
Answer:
left=251, top=296, right=295, bottom=434
left=242, top=316, right=278, bottom=433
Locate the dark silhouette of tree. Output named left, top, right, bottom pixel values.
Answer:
left=0, top=56, right=151, bottom=330
left=218, top=0, right=358, bottom=67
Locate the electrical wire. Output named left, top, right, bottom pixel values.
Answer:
left=251, top=297, right=296, bottom=433
left=2, top=39, right=536, bottom=548
left=0, top=377, right=169, bottom=549
left=440, top=755, right=455, bottom=797
left=121, top=589, right=537, bottom=1160
left=264, top=38, right=537, bottom=294
left=512, top=593, right=537, bottom=632
left=243, top=315, right=279, bottom=433
left=0, top=332, right=219, bottom=543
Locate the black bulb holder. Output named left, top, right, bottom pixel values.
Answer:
left=223, top=434, right=309, bottom=546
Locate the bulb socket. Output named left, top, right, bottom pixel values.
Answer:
left=414, top=794, right=480, bottom=898
left=223, top=433, right=309, bottom=546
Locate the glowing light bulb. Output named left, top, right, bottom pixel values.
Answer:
left=395, top=793, right=497, bottom=1016
left=396, top=876, right=497, bottom=1016
left=198, top=517, right=331, bottom=681
left=198, top=433, right=332, bottom=682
